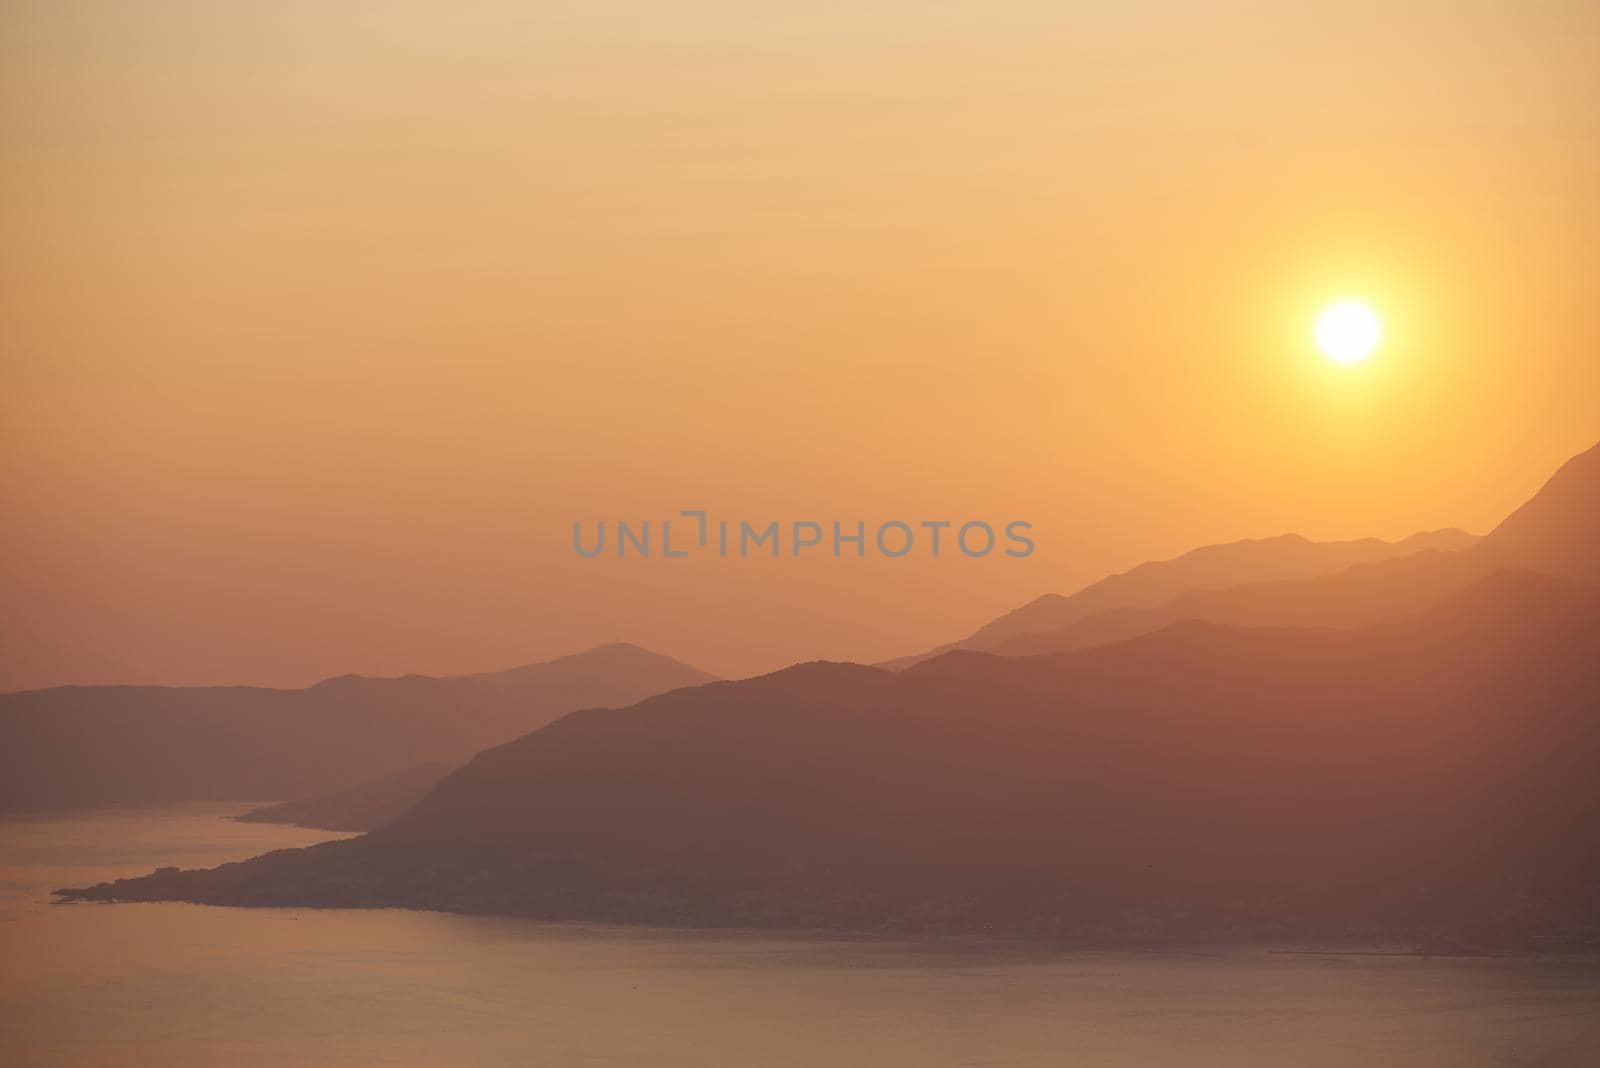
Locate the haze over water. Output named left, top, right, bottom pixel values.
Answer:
left=2, top=805, right=1596, bottom=1067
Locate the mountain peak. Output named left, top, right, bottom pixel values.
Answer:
left=1485, top=439, right=1600, bottom=582
left=471, top=643, right=715, bottom=686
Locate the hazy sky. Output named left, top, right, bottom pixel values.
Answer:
left=3, top=1, right=1597, bottom=689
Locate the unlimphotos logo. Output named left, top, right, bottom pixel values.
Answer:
left=574, top=512, right=1033, bottom=559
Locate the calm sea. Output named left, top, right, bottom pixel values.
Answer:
left=2, top=804, right=1597, bottom=1067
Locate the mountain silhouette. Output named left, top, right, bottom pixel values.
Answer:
left=987, top=546, right=1490, bottom=657
left=880, top=528, right=1477, bottom=669
left=913, top=442, right=1599, bottom=661
left=233, top=762, right=454, bottom=832
left=1482, top=439, right=1600, bottom=583
left=62, top=569, right=1600, bottom=950
left=0, top=643, right=714, bottom=812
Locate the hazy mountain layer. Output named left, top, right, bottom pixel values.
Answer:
left=1, top=643, right=714, bottom=811
left=881, top=529, right=1477, bottom=670
left=897, top=442, right=1599, bottom=664
left=63, top=570, right=1600, bottom=950
left=233, top=762, right=455, bottom=832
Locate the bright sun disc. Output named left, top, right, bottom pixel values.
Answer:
left=1315, top=300, right=1381, bottom=364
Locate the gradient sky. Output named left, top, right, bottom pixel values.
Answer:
left=3, top=1, right=1597, bottom=689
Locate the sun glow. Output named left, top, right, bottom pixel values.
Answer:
left=1315, top=300, right=1382, bottom=364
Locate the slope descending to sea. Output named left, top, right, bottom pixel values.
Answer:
left=63, top=570, right=1600, bottom=950
left=232, top=762, right=456, bottom=832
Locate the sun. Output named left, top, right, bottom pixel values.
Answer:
left=1314, top=299, right=1381, bottom=364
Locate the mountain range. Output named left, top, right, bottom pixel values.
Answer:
left=880, top=528, right=1478, bottom=669
left=888, top=441, right=1600, bottom=662
left=60, top=440, right=1600, bottom=950
left=1, top=643, right=714, bottom=811
left=232, top=762, right=456, bottom=832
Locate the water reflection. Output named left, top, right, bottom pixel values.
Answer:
left=2, top=806, right=1597, bottom=1067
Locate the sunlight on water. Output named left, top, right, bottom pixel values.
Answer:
left=2, top=806, right=1598, bottom=1067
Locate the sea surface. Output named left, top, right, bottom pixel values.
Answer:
left=2, top=805, right=1598, bottom=1067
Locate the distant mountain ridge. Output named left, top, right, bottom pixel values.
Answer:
left=880, top=528, right=1478, bottom=669
left=890, top=441, right=1600, bottom=664
left=1484, top=438, right=1600, bottom=583
left=56, top=439, right=1600, bottom=948
left=64, top=569, right=1600, bottom=949
left=0, top=642, right=716, bottom=812
left=983, top=441, right=1600, bottom=658
left=233, top=762, right=455, bottom=832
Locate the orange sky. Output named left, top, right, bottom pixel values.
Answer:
left=3, top=2, right=1598, bottom=689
